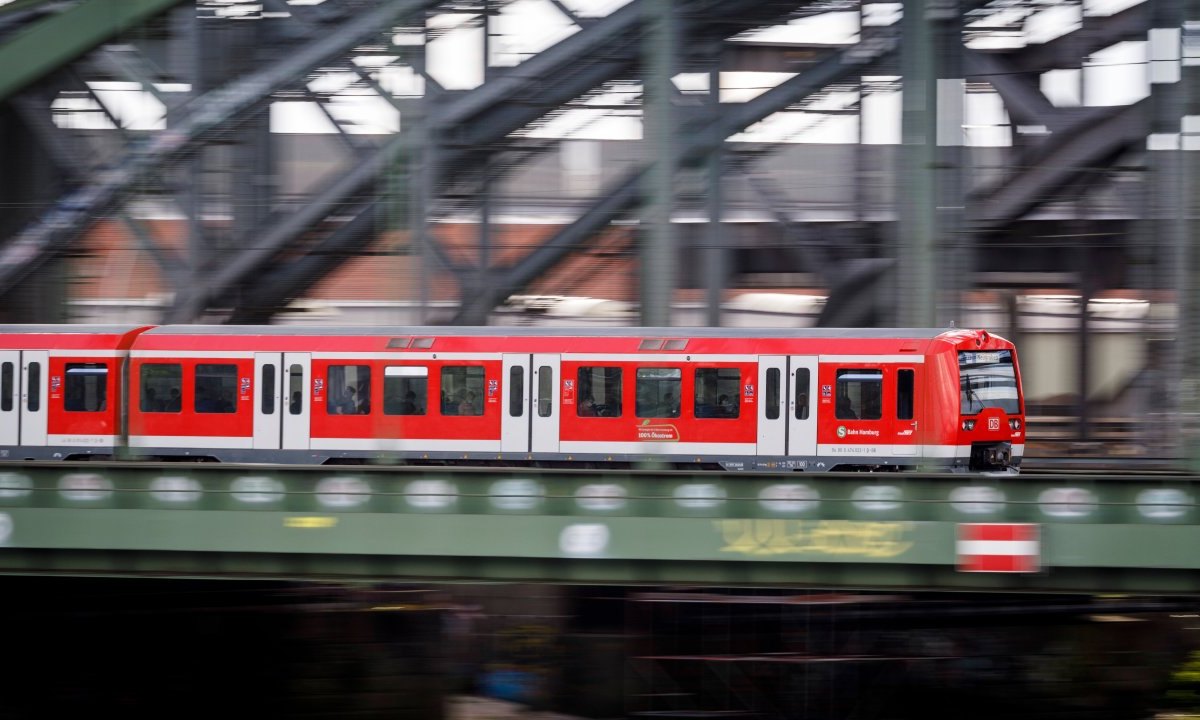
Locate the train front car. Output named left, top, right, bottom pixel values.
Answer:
left=936, top=330, right=1024, bottom=473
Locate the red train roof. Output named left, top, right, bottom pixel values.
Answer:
left=0, top=325, right=152, bottom=350
left=131, top=325, right=1007, bottom=355
left=142, top=325, right=962, bottom=339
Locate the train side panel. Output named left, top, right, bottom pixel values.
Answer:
left=308, top=356, right=504, bottom=454
left=558, top=356, right=758, bottom=458
left=8, top=326, right=1024, bottom=472
left=0, top=326, right=149, bottom=460
left=128, top=355, right=256, bottom=451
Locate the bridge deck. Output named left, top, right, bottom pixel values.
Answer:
left=0, top=463, right=1195, bottom=593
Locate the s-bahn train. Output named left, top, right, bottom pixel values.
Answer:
left=0, top=325, right=1024, bottom=472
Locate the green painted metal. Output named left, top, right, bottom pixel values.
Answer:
left=0, top=465, right=1197, bottom=590
left=0, top=0, right=183, bottom=103
left=0, top=0, right=59, bottom=15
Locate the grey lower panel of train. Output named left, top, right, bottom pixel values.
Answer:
left=0, top=444, right=1021, bottom=473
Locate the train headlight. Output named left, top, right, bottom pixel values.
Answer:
left=1009, top=418, right=1021, bottom=430
left=961, top=419, right=976, bottom=431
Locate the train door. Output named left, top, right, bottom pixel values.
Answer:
left=893, top=367, right=918, bottom=456
left=20, top=351, right=48, bottom=446
left=531, top=354, right=560, bottom=453
left=501, top=354, right=532, bottom=453
left=282, top=353, right=311, bottom=450
left=756, top=356, right=786, bottom=456
left=253, top=353, right=284, bottom=449
left=787, top=356, right=817, bottom=456
left=0, top=352, right=17, bottom=447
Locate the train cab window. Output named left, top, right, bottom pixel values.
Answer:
left=1, top=362, right=13, bottom=412
left=195, top=364, right=237, bottom=414
left=141, top=363, right=182, bottom=412
left=509, top=366, right=524, bottom=417
left=897, top=369, right=914, bottom=420
left=65, top=363, right=108, bottom=412
left=384, top=366, right=427, bottom=415
left=328, top=365, right=371, bottom=415
left=288, top=365, right=304, bottom=415
left=836, top=369, right=882, bottom=420
left=694, top=368, right=739, bottom=419
left=636, top=368, right=681, bottom=418
left=261, top=365, right=276, bottom=415
left=794, top=368, right=810, bottom=420
left=959, top=350, right=1019, bottom=415
left=765, top=368, right=780, bottom=420
left=442, top=366, right=484, bottom=417
left=578, top=367, right=621, bottom=417
left=537, top=366, right=553, bottom=417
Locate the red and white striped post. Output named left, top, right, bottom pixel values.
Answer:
left=957, top=523, right=1041, bottom=573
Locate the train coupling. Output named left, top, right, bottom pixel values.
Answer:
left=969, top=441, right=1013, bottom=471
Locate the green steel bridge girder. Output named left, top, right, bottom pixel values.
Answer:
left=0, top=0, right=184, bottom=103
left=0, top=464, right=1199, bottom=592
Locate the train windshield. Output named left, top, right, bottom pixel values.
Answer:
left=959, top=350, right=1020, bottom=415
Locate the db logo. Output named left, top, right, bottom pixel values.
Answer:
left=836, top=426, right=847, bottom=438
left=987, top=417, right=1000, bottom=431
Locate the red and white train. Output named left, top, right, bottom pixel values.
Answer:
left=0, top=325, right=1024, bottom=472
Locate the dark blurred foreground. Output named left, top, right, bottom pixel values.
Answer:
left=1, top=577, right=1199, bottom=720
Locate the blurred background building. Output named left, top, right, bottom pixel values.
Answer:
left=0, top=0, right=1196, bottom=458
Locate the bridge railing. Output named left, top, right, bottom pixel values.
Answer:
left=0, top=463, right=1195, bottom=592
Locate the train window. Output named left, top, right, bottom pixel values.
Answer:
left=765, top=368, right=780, bottom=420
left=384, top=366, right=427, bottom=415
left=578, top=367, right=622, bottom=417
left=636, top=368, right=681, bottom=418
left=288, top=365, right=304, bottom=415
left=2, top=362, right=13, bottom=412
left=694, top=368, right=739, bottom=419
left=141, top=364, right=181, bottom=412
left=897, top=369, right=914, bottom=420
left=261, top=364, right=276, bottom=415
left=959, top=350, right=1019, bottom=415
left=328, top=365, right=371, bottom=415
left=794, top=368, right=810, bottom=420
left=836, top=369, right=882, bottom=420
left=26, top=362, right=40, bottom=412
left=509, top=366, right=524, bottom=417
left=195, top=364, right=237, bottom=414
left=65, top=363, right=108, bottom=412
left=538, top=366, right=553, bottom=417
left=443, top=366, right=484, bottom=416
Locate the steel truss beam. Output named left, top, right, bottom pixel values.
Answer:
left=453, top=38, right=898, bottom=323
left=11, top=89, right=185, bottom=282
left=989, top=1, right=1148, bottom=78
left=196, top=0, right=819, bottom=323
left=0, top=0, right=445, bottom=307
left=967, top=47, right=1146, bottom=226
left=0, top=0, right=183, bottom=103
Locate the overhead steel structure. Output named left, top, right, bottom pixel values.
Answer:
left=0, top=1, right=1196, bottom=403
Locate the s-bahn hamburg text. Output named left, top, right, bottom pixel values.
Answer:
left=0, top=325, right=1023, bottom=473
